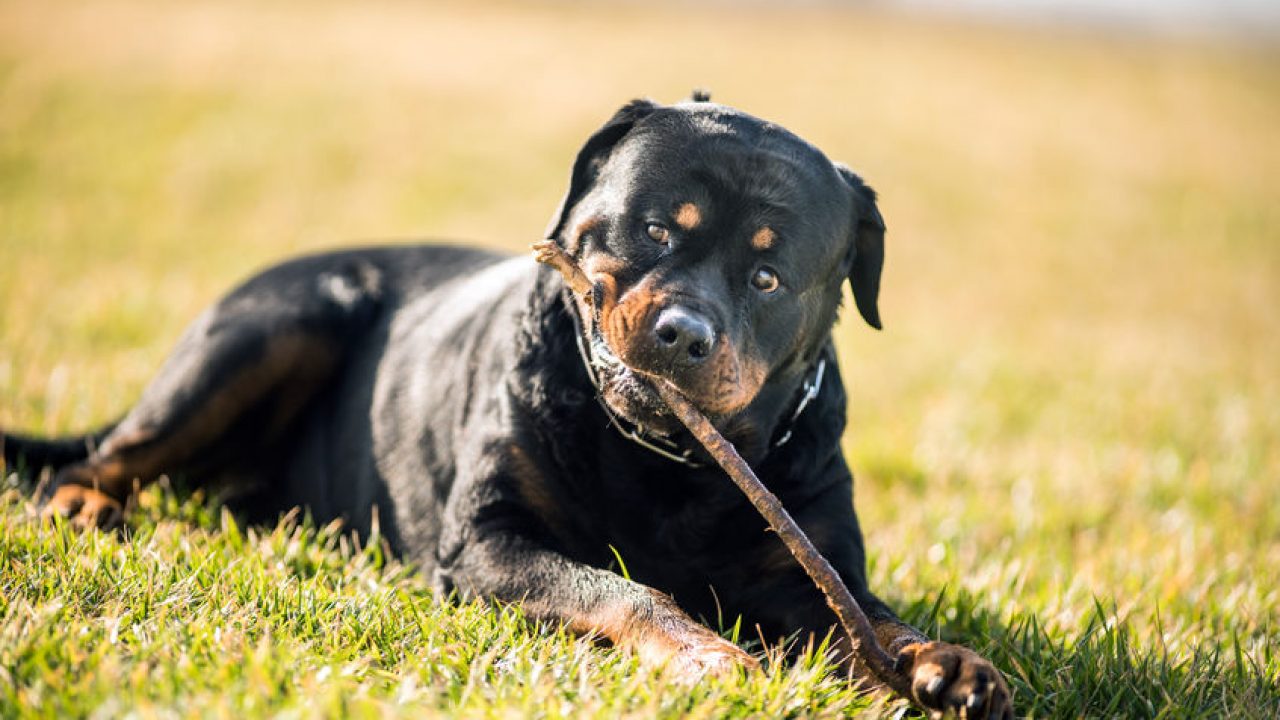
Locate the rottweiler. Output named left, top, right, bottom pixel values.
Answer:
left=2, top=95, right=1012, bottom=718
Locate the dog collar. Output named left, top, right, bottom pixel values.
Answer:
left=769, top=356, right=826, bottom=449
left=564, top=289, right=824, bottom=468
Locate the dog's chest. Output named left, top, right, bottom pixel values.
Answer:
left=580, top=454, right=763, bottom=584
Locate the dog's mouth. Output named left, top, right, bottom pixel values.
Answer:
left=579, top=320, right=685, bottom=436
left=565, top=275, right=769, bottom=448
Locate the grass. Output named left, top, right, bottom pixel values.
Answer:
left=1, top=494, right=891, bottom=718
left=1, top=0, right=1278, bottom=716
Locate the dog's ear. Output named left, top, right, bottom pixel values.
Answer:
left=544, top=98, right=659, bottom=243
left=835, top=164, right=886, bottom=330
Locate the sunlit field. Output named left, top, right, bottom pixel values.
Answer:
left=2, top=0, right=1278, bottom=716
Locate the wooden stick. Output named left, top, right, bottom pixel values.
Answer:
left=653, top=382, right=917, bottom=702
left=533, top=240, right=592, bottom=297
left=533, top=240, right=918, bottom=706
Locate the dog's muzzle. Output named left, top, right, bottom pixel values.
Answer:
left=566, top=290, right=826, bottom=467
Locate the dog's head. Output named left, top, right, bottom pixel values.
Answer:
left=546, top=96, right=884, bottom=439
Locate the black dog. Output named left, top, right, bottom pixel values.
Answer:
left=2, top=96, right=1011, bottom=717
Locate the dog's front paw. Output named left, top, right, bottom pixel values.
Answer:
left=894, top=641, right=1013, bottom=719
left=668, top=631, right=758, bottom=678
left=40, top=483, right=125, bottom=530
left=634, top=624, right=758, bottom=679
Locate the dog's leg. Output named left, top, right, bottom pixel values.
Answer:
left=40, top=258, right=381, bottom=529
left=443, top=527, right=757, bottom=676
left=435, top=446, right=757, bottom=676
left=747, top=479, right=1014, bottom=717
left=796, top=594, right=1012, bottom=718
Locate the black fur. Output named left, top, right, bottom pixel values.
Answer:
left=2, top=99, right=1013, bottom=714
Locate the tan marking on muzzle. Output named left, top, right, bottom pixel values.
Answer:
left=578, top=254, right=624, bottom=323
left=699, top=351, right=769, bottom=416
left=605, top=284, right=771, bottom=417
left=604, top=277, right=664, bottom=354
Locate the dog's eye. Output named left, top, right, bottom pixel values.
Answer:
left=645, top=222, right=670, bottom=245
left=751, top=266, right=780, bottom=294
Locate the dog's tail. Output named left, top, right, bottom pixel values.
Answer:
left=1, top=423, right=117, bottom=477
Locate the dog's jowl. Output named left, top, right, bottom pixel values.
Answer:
left=3, top=96, right=1012, bottom=718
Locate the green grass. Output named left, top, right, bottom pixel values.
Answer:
left=2, top=0, right=1278, bottom=716
left=1, top=492, right=891, bottom=718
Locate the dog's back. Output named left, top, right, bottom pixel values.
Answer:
left=2, top=243, right=526, bottom=551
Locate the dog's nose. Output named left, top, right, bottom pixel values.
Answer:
left=652, top=306, right=715, bottom=367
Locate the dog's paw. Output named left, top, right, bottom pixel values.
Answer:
left=40, top=483, right=125, bottom=530
left=636, top=625, right=758, bottom=680
left=894, top=641, right=1013, bottom=719
left=669, top=632, right=759, bottom=678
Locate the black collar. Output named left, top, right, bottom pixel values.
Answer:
left=564, top=289, right=825, bottom=468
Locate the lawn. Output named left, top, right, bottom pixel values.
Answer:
left=1, top=0, right=1278, bottom=716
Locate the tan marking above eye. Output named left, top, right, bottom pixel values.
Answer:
left=751, top=227, right=777, bottom=251
left=674, top=203, right=702, bottom=230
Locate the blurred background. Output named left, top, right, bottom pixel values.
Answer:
left=1, top=0, right=1277, bottom=691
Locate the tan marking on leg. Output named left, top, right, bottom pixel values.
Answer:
left=674, top=203, right=702, bottom=230
left=261, top=339, right=340, bottom=439
left=564, top=591, right=638, bottom=641
left=874, top=619, right=929, bottom=657
left=566, top=588, right=757, bottom=676
left=74, top=332, right=337, bottom=498
left=751, top=227, right=777, bottom=251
